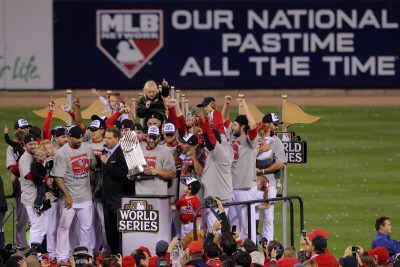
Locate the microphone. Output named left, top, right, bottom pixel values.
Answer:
left=102, top=144, right=110, bottom=155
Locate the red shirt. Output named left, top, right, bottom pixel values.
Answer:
left=206, top=257, right=222, bottom=267
left=175, top=194, right=202, bottom=224
left=311, top=252, right=339, bottom=267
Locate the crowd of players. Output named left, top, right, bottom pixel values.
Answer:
left=1, top=81, right=399, bottom=267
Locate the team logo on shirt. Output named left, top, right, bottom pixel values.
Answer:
left=231, top=140, right=241, bottom=163
left=70, top=154, right=90, bottom=179
left=118, top=200, right=159, bottom=233
left=181, top=158, right=195, bottom=178
left=96, top=10, right=164, bottom=79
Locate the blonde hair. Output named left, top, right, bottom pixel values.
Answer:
left=42, top=140, right=55, bottom=156
left=143, top=80, right=158, bottom=94
left=258, top=124, right=271, bottom=138
left=282, top=246, right=297, bottom=258
left=179, top=252, right=190, bottom=267
left=303, top=260, right=318, bottom=267
left=33, top=145, right=47, bottom=157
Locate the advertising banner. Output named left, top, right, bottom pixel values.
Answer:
left=53, top=0, right=400, bottom=89
left=0, top=0, right=53, bottom=90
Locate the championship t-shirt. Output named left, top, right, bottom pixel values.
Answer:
left=226, top=123, right=258, bottom=190
left=51, top=142, right=96, bottom=204
left=201, top=135, right=234, bottom=200
left=265, top=136, right=286, bottom=186
left=135, top=144, right=176, bottom=195
left=19, top=152, right=36, bottom=206
left=6, top=145, right=17, bottom=169
left=88, top=139, right=105, bottom=198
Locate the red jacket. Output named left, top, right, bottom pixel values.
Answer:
left=310, top=252, right=339, bottom=267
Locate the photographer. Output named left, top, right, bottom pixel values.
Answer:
left=262, top=241, right=283, bottom=267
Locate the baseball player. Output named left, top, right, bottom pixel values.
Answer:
left=51, top=126, right=97, bottom=264
left=257, top=113, right=286, bottom=242
left=131, top=126, right=176, bottom=195
left=85, top=119, right=111, bottom=258
left=6, top=119, right=31, bottom=249
left=19, top=134, right=49, bottom=246
left=194, top=109, right=234, bottom=232
left=222, top=96, right=258, bottom=242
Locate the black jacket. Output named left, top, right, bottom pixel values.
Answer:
left=136, top=85, right=170, bottom=119
left=102, top=145, right=133, bottom=205
left=0, top=176, right=8, bottom=212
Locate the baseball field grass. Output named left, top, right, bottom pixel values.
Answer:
left=0, top=105, right=399, bottom=259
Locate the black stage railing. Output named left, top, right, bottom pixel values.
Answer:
left=193, top=195, right=304, bottom=246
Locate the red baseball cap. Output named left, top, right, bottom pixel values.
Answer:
left=122, top=256, right=135, bottom=267
left=138, top=246, right=152, bottom=258
left=368, top=247, right=389, bottom=263
left=189, top=241, right=204, bottom=255
left=308, top=228, right=329, bottom=240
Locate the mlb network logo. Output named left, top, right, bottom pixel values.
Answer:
left=96, top=10, right=164, bottom=79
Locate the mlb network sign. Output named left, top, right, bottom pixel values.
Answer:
left=96, top=10, right=164, bottom=79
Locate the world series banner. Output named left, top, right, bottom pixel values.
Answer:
left=53, top=0, right=400, bottom=89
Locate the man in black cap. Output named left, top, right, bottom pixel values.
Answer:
left=86, top=119, right=111, bottom=258
left=130, top=123, right=145, bottom=145
left=53, top=127, right=68, bottom=151
left=194, top=109, right=233, bottom=232
left=258, top=113, right=286, bottom=243
left=120, top=119, right=133, bottom=136
left=222, top=96, right=258, bottom=242
left=19, top=134, right=49, bottom=248
left=51, top=126, right=97, bottom=263
left=6, top=119, right=32, bottom=249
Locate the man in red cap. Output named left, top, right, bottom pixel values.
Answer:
left=308, top=235, right=339, bottom=267
left=368, top=247, right=391, bottom=266
left=186, top=241, right=213, bottom=267
left=302, top=228, right=337, bottom=266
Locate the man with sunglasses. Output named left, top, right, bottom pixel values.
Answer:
left=257, top=113, right=286, bottom=243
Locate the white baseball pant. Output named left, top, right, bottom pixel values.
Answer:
left=229, top=186, right=257, bottom=242
left=15, top=197, right=29, bottom=248
left=46, top=201, right=59, bottom=259
left=89, top=199, right=110, bottom=257
left=262, top=185, right=277, bottom=242
left=25, top=204, right=48, bottom=245
left=56, top=204, right=93, bottom=261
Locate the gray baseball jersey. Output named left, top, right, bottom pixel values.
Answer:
left=135, top=144, right=176, bottom=195
left=19, top=152, right=36, bottom=206
left=226, top=123, right=258, bottom=190
left=87, top=139, right=105, bottom=198
left=51, top=143, right=96, bottom=203
left=201, top=135, right=234, bottom=200
left=6, top=145, right=17, bottom=169
left=265, top=136, right=286, bottom=185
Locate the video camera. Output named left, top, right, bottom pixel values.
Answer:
left=73, top=246, right=91, bottom=266
left=204, top=196, right=218, bottom=208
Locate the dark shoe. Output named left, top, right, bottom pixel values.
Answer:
left=41, top=200, right=51, bottom=211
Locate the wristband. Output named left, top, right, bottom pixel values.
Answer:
left=262, top=169, right=265, bottom=175
left=236, top=237, right=241, bottom=241
left=212, top=230, right=217, bottom=235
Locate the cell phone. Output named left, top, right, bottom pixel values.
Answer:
left=259, top=237, right=268, bottom=246
left=274, top=246, right=282, bottom=254
left=171, top=249, right=179, bottom=261
left=156, top=258, right=169, bottom=267
left=177, top=238, right=182, bottom=247
left=352, top=246, right=358, bottom=251
left=111, top=255, right=117, bottom=259
left=301, top=230, right=307, bottom=238
left=237, top=245, right=243, bottom=251
left=231, top=225, right=237, bottom=234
